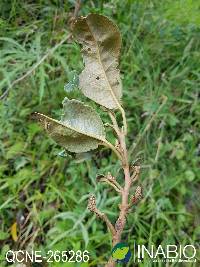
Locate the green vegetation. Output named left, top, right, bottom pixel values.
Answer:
left=0, top=1, right=199, bottom=266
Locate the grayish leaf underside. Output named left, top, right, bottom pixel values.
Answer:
left=32, top=98, right=106, bottom=153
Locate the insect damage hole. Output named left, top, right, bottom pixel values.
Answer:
left=96, top=76, right=100, bottom=80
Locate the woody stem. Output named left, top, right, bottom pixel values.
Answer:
left=105, top=111, right=131, bottom=267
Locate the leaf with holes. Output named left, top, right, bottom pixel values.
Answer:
left=64, top=71, right=79, bottom=92
left=73, top=14, right=122, bottom=109
left=31, top=98, right=106, bottom=153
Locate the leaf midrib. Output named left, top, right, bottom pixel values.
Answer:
left=38, top=112, right=106, bottom=142
left=86, top=18, right=121, bottom=109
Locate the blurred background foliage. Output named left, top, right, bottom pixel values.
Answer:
left=0, top=0, right=199, bottom=266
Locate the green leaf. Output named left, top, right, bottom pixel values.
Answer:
left=14, top=156, right=28, bottom=171
left=73, top=14, right=122, bottom=109
left=5, top=142, right=24, bottom=159
left=185, top=170, right=195, bottom=182
left=0, top=230, right=9, bottom=240
left=58, top=150, right=72, bottom=158
left=39, top=65, right=47, bottom=102
left=79, top=222, right=89, bottom=247
left=74, top=152, right=92, bottom=163
left=31, top=98, right=106, bottom=153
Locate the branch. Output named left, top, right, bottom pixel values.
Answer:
left=119, top=106, right=127, bottom=135
left=104, top=122, right=116, bottom=132
left=108, top=111, right=121, bottom=136
left=99, top=97, right=131, bottom=267
left=130, top=165, right=141, bottom=182
left=107, top=108, right=131, bottom=249
left=102, top=139, right=122, bottom=161
left=129, top=185, right=142, bottom=208
left=97, top=173, right=123, bottom=194
left=88, top=195, right=116, bottom=236
left=99, top=178, right=121, bottom=193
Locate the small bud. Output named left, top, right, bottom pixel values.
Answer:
left=115, top=139, right=120, bottom=150
left=135, top=186, right=142, bottom=200
left=115, top=218, right=123, bottom=231
left=107, top=172, right=116, bottom=182
left=130, top=186, right=142, bottom=205
left=131, top=165, right=141, bottom=181
left=96, top=174, right=105, bottom=181
left=134, top=165, right=141, bottom=174
left=130, top=195, right=137, bottom=204
left=88, top=195, right=96, bottom=212
left=115, top=139, right=120, bottom=146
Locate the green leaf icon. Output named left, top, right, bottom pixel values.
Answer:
left=112, top=243, right=130, bottom=261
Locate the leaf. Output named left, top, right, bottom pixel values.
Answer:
left=5, top=142, right=24, bottom=160
left=14, top=156, right=29, bottom=171
left=64, top=71, right=79, bottom=92
left=11, top=222, right=18, bottom=242
left=31, top=98, right=106, bottom=153
left=79, top=222, right=89, bottom=247
left=58, top=149, right=73, bottom=158
left=39, top=65, right=47, bottom=102
left=73, top=14, right=122, bottom=109
left=74, top=152, right=92, bottom=163
left=0, top=230, right=9, bottom=240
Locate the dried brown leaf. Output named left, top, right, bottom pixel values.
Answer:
left=73, top=14, right=122, bottom=109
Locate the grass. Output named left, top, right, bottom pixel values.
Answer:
left=0, top=0, right=199, bottom=266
